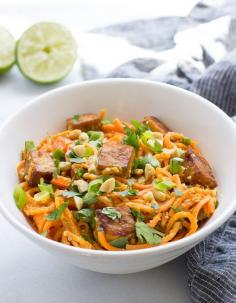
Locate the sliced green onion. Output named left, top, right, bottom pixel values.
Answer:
left=52, top=148, right=65, bottom=161
left=84, top=147, right=94, bottom=157
left=169, top=157, right=184, bottom=174
left=25, top=141, right=36, bottom=152
left=154, top=179, right=175, bottom=192
left=87, top=131, right=102, bottom=141
left=181, top=137, right=191, bottom=145
left=34, top=191, right=50, bottom=202
left=38, top=178, right=53, bottom=194
left=174, top=188, right=184, bottom=197
left=13, top=185, right=26, bottom=210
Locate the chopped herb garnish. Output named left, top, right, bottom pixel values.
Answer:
left=123, top=127, right=139, bottom=149
left=141, top=131, right=163, bottom=153
left=68, top=150, right=78, bottom=158
left=90, top=140, right=102, bottom=149
left=171, top=206, right=182, bottom=213
left=169, top=157, right=184, bottom=174
left=84, top=147, right=94, bottom=157
left=53, top=159, right=60, bottom=178
left=101, top=118, right=112, bottom=125
left=215, top=200, right=219, bottom=209
left=119, top=188, right=138, bottom=197
left=135, top=222, right=164, bottom=245
left=75, top=168, right=85, bottom=178
left=181, top=137, right=191, bottom=145
left=131, top=119, right=149, bottom=135
left=131, top=209, right=144, bottom=222
left=109, top=237, right=128, bottom=248
left=74, top=208, right=95, bottom=227
left=101, top=207, right=122, bottom=220
left=38, top=178, right=53, bottom=194
left=72, top=114, right=80, bottom=121
left=134, top=155, right=160, bottom=170
left=174, top=188, right=184, bottom=197
left=87, top=131, right=102, bottom=141
left=25, top=141, right=36, bottom=152
left=154, top=179, right=175, bottom=192
left=69, top=157, right=85, bottom=164
left=88, top=178, right=103, bottom=193
left=34, top=191, right=50, bottom=202
left=82, top=192, right=98, bottom=205
left=52, top=148, right=65, bottom=161
left=61, top=190, right=81, bottom=198
left=45, top=202, right=68, bottom=221
left=13, top=185, right=26, bottom=210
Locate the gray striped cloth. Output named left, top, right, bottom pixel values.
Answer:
left=187, top=50, right=236, bottom=303
left=81, top=1, right=236, bottom=301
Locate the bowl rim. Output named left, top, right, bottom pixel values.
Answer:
left=1, top=78, right=236, bottom=257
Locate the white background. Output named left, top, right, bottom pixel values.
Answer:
left=0, top=1, right=198, bottom=302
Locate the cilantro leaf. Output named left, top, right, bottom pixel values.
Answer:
left=131, top=209, right=144, bottom=222
left=109, top=237, right=128, bottom=248
left=131, top=119, right=149, bottom=135
left=75, top=168, right=85, bottom=178
left=135, top=222, right=164, bottom=245
left=13, top=185, right=26, bottom=210
left=45, top=202, right=68, bottom=221
left=123, top=127, right=139, bottom=149
left=82, top=192, right=98, bottom=205
left=101, top=207, right=122, bottom=220
left=61, top=190, right=81, bottom=198
left=119, top=188, right=138, bottom=197
left=74, top=208, right=95, bottom=227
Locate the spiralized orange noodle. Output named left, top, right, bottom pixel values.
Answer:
left=14, top=110, right=218, bottom=250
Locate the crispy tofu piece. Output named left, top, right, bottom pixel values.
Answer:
left=66, top=113, right=101, bottom=131
left=143, top=116, right=170, bottom=134
left=96, top=206, right=135, bottom=241
left=98, top=142, right=135, bottom=177
left=182, top=149, right=217, bottom=189
left=24, top=150, right=55, bottom=186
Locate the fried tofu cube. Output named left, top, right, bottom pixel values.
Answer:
left=182, top=149, right=217, bottom=189
left=96, top=206, right=135, bottom=241
left=143, top=116, right=170, bottom=134
left=24, top=150, right=55, bottom=186
left=66, top=113, right=101, bottom=131
left=98, top=142, right=135, bottom=177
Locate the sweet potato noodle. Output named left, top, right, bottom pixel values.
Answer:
left=14, top=109, right=218, bottom=251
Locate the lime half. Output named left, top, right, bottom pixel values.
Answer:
left=0, top=26, right=15, bottom=74
left=16, top=22, right=77, bottom=83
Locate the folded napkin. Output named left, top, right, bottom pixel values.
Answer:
left=80, top=1, right=236, bottom=301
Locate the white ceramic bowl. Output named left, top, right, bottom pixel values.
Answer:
left=1, top=79, right=236, bottom=274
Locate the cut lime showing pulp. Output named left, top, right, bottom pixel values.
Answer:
left=16, top=22, right=77, bottom=83
left=0, top=26, right=15, bottom=74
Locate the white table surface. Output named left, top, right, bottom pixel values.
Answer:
left=0, top=1, right=196, bottom=301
